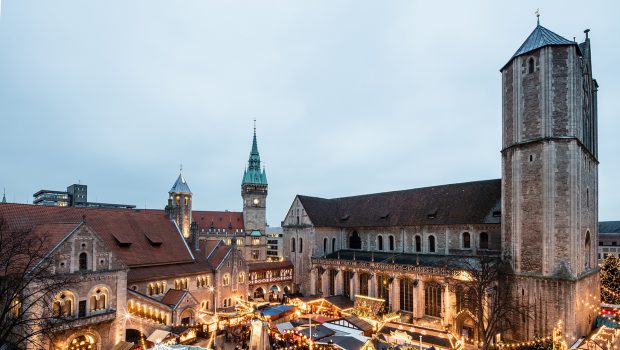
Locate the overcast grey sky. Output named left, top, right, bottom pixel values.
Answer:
left=0, top=1, right=618, bottom=226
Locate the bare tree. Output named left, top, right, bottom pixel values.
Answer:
left=0, top=217, right=71, bottom=349
left=456, top=255, right=529, bottom=350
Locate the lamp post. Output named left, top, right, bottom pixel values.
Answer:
left=419, top=335, right=422, bottom=350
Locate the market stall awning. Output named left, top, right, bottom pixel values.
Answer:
left=147, top=330, right=172, bottom=343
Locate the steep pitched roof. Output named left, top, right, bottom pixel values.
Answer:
left=296, top=179, right=501, bottom=228
left=600, top=221, right=620, bottom=234
left=169, top=173, right=192, bottom=194
left=0, top=203, right=194, bottom=267
left=161, top=289, right=188, bottom=308
left=502, top=24, right=579, bottom=71
left=192, top=210, right=244, bottom=231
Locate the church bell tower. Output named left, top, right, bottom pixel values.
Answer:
left=241, top=124, right=268, bottom=261
left=501, top=21, right=599, bottom=341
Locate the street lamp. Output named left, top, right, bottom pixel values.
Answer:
left=419, top=335, right=422, bottom=350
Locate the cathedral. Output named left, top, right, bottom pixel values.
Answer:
left=282, top=22, right=599, bottom=344
left=0, top=128, right=292, bottom=349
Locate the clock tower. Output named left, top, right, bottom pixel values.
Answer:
left=241, top=124, right=268, bottom=260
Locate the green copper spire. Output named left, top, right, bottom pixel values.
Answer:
left=242, top=122, right=268, bottom=185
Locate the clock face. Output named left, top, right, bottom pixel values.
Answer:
left=253, top=198, right=260, bottom=205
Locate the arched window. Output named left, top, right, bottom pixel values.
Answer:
left=400, top=279, right=415, bottom=312
left=349, top=231, right=361, bottom=249
left=585, top=231, right=591, bottom=269
left=359, top=273, right=370, bottom=296
left=291, top=238, right=296, bottom=252
left=415, top=235, right=422, bottom=252
left=424, top=282, right=442, bottom=317
left=332, top=238, right=336, bottom=252
left=89, top=288, right=108, bottom=312
left=462, top=232, right=471, bottom=249
left=53, top=292, right=75, bottom=318
left=238, top=272, right=245, bottom=284
left=147, top=283, right=154, bottom=296
left=528, top=57, right=535, bottom=74
left=323, top=238, right=327, bottom=253
left=479, top=232, right=489, bottom=250
left=378, top=236, right=384, bottom=251
left=79, top=252, right=88, bottom=271
left=428, top=235, right=436, bottom=253
left=299, top=238, right=303, bottom=253
left=389, top=235, right=394, bottom=251
left=222, top=274, right=230, bottom=286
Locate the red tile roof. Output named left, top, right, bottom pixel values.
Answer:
left=161, top=289, right=187, bottom=307
left=193, top=211, right=244, bottom=231
left=0, top=203, right=193, bottom=267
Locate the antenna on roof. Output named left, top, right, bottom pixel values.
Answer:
left=535, top=8, right=540, bottom=25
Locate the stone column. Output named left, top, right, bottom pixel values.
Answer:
left=416, top=279, right=425, bottom=318
left=321, top=270, right=329, bottom=296
left=442, top=283, right=451, bottom=325
left=370, top=273, right=377, bottom=298
left=310, top=269, right=317, bottom=295
left=336, top=269, right=344, bottom=296
left=391, top=277, right=400, bottom=312
left=351, top=270, right=358, bottom=298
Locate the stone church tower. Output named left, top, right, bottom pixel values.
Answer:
left=166, top=172, right=193, bottom=239
left=501, top=23, right=599, bottom=341
left=241, top=125, right=268, bottom=261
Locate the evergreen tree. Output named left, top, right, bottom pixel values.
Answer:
left=601, top=255, right=620, bottom=304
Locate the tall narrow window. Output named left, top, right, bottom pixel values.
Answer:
left=291, top=238, right=296, bottom=252
left=462, top=232, right=471, bottom=249
left=400, top=279, right=414, bottom=312
left=299, top=238, right=303, bottom=253
left=343, top=270, right=353, bottom=298
left=528, top=57, right=535, bottom=74
left=79, top=253, right=88, bottom=271
left=332, top=238, right=336, bottom=253
left=479, top=232, right=489, bottom=250
left=424, top=282, right=442, bottom=317
left=359, top=273, right=370, bottom=296
left=428, top=236, right=436, bottom=253
left=329, top=270, right=338, bottom=296
left=378, top=236, right=384, bottom=251
left=349, top=231, right=361, bottom=249
left=377, top=275, right=390, bottom=311
left=415, top=235, right=421, bottom=252
left=585, top=231, right=591, bottom=269
left=323, top=238, right=327, bottom=254
left=389, top=235, right=394, bottom=251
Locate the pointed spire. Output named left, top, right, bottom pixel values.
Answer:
left=242, top=121, right=268, bottom=185
left=2, top=188, right=6, bottom=203
left=170, top=172, right=192, bottom=194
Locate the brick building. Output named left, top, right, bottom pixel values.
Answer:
left=283, top=22, right=599, bottom=344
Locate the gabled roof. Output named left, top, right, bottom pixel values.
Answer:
left=161, top=289, right=188, bottom=308
left=502, top=24, right=579, bottom=71
left=295, top=179, right=501, bottom=228
left=0, top=203, right=194, bottom=267
left=169, top=173, right=192, bottom=194
left=600, top=221, right=620, bottom=234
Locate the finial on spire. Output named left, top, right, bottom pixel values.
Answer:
left=180, top=163, right=183, bottom=173
left=535, top=8, right=540, bottom=25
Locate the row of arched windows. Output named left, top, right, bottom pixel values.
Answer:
left=127, top=299, right=169, bottom=325
left=174, top=278, right=189, bottom=290
left=147, top=281, right=167, bottom=296
left=52, top=287, right=110, bottom=318
left=323, top=237, right=337, bottom=254
left=291, top=237, right=303, bottom=253
left=462, top=232, right=489, bottom=250
left=376, top=235, right=395, bottom=251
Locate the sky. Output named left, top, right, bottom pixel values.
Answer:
left=0, top=1, right=618, bottom=227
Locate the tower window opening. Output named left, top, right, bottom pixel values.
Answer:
left=529, top=154, right=533, bottom=162
left=528, top=57, right=535, bottom=74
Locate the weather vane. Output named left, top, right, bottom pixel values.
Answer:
left=535, top=8, right=540, bottom=25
